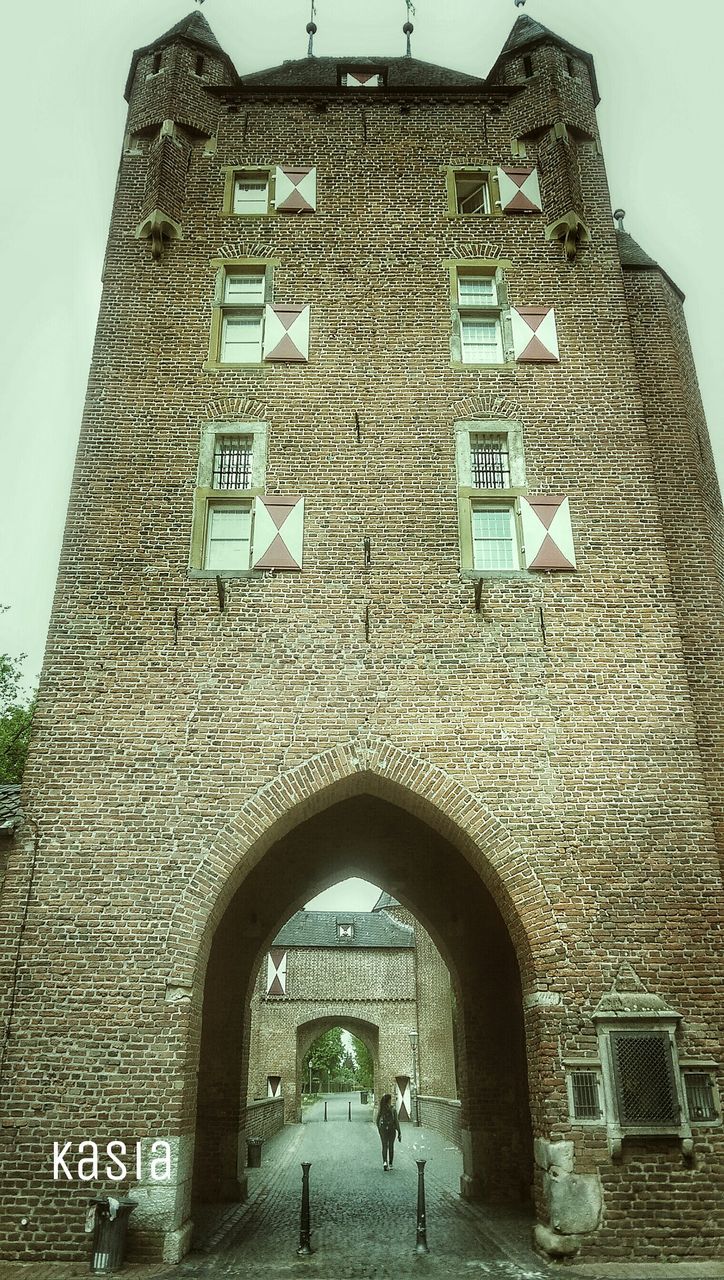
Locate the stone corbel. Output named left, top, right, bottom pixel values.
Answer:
left=135, top=209, right=183, bottom=261
left=545, top=209, right=591, bottom=262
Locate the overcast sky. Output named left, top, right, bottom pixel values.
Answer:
left=1, top=0, right=722, bottom=700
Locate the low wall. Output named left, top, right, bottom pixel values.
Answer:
left=245, top=1096, right=285, bottom=1141
left=417, top=1095, right=461, bottom=1148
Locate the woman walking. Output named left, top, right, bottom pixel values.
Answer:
left=376, top=1093, right=402, bottom=1169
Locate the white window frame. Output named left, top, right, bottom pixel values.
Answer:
left=190, top=421, right=268, bottom=577
left=208, top=262, right=273, bottom=368
left=471, top=503, right=519, bottom=571
left=447, top=262, right=514, bottom=368
left=232, top=173, right=271, bottom=215
left=204, top=502, right=253, bottom=572
left=455, top=420, right=526, bottom=575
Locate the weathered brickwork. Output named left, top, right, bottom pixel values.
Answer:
left=0, top=10, right=722, bottom=1268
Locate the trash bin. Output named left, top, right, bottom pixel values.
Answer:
left=360, top=1090, right=369, bottom=1104
left=89, top=1197, right=136, bottom=1274
left=247, top=1137, right=263, bottom=1168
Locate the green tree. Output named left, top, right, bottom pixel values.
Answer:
left=303, top=1028, right=345, bottom=1091
left=350, top=1034, right=374, bottom=1089
left=0, top=620, right=36, bottom=784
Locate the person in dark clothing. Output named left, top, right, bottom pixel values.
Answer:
left=376, top=1093, right=402, bottom=1169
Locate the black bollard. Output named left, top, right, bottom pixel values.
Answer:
left=415, top=1159, right=429, bottom=1254
left=297, top=1162, right=313, bottom=1256
left=348, top=1100, right=352, bottom=1121
left=324, top=1100, right=328, bottom=1122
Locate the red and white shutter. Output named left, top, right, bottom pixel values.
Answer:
left=346, top=71, right=380, bottom=87
left=496, top=165, right=542, bottom=213
left=395, top=1075, right=411, bottom=1122
left=266, top=949, right=287, bottom=997
left=521, top=496, right=576, bottom=571
left=267, top=1075, right=282, bottom=1099
left=275, top=166, right=317, bottom=213
left=512, top=306, right=560, bottom=363
left=263, top=304, right=310, bottom=362
left=252, top=496, right=305, bottom=571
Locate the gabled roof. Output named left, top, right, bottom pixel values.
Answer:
left=616, top=228, right=684, bottom=301
left=0, top=785, right=21, bottom=835
left=124, top=12, right=238, bottom=101
left=272, top=909, right=414, bottom=949
left=238, top=54, right=487, bottom=90
left=490, top=15, right=600, bottom=106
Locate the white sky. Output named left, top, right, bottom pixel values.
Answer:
left=305, top=877, right=382, bottom=911
left=1, top=0, right=722, bottom=694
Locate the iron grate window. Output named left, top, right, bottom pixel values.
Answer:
left=471, top=433, right=511, bottom=488
left=684, top=1072, right=718, bottom=1121
left=610, top=1032, right=679, bottom=1126
left=570, top=1070, right=602, bottom=1120
left=212, top=435, right=253, bottom=490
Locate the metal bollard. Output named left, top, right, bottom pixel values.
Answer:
left=415, top=1160, right=429, bottom=1254
left=324, top=1100, right=328, bottom=1121
left=297, top=1162, right=313, bottom=1256
left=348, top=1100, right=352, bottom=1121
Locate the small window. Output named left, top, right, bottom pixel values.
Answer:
left=212, top=435, right=253, bottom=489
left=205, top=504, right=252, bottom=571
left=523, top=55, right=533, bottom=78
left=470, top=433, right=510, bottom=488
left=341, top=68, right=385, bottom=87
left=195, top=54, right=205, bottom=76
left=471, top=505, right=518, bottom=571
left=151, top=52, right=162, bottom=75
left=337, top=923, right=354, bottom=939
left=684, top=1072, right=718, bottom=1122
left=569, top=1070, right=603, bottom=1121
left=455, top=173, right=491, bottom=215
left=566, top=56, right=576, bottom=77
left=232, top=174, right=271, bottom=216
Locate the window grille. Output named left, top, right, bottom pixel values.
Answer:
left=684, top=1072, right=717, bottom=1121
left=570, top=1070, right=602, bottom=1120
left=213, top=436, right=253, bottom=490
left=610, top=1031, right=679, bottom=1126
left=471, top=434, right=511, bottom=488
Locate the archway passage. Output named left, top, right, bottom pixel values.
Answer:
left=192, top=793, right=533, bottom=1212
left=298, top=1019, right=379, bottom=1113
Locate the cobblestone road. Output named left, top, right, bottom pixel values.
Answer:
left=2, top=1095, right=722, bottom=1280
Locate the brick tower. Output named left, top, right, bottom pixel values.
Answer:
left=1, top=10, right=722, bottom=1266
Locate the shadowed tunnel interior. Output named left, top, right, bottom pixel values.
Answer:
left=192, top=793, right=533, bottom=1208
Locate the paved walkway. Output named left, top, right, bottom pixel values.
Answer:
left=1, top=1094, right=722, bottom=1279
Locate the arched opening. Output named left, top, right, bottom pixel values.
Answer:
left=297, top=1019, right=379, bottom=1112
left=190, top=790, right=534, bottom=1216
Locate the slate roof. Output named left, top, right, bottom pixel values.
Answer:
left=124, top=12, right=238, bottom=101
left=491, top=15, right=600, bottom=106
left=616, top=228, right=684, bottom=301
left=272, top=909, right=414, bottom=949
left=0, top=785, right=21, bottom=834
left=239, top=55, right=487, bottom=90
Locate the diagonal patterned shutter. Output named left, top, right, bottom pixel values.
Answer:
left=395, top=1076, right=412, bottom=1122
left=275, top=167, right=317, bottom=213
left=346, top=71, right=380, bottom=87
left=520, top=496, right=576, bottom=571
left=252, top=496, right=305, bottom=571
left=496, top=166, right=542, bottom=213
left=512, top=306, right=560, bottom=363
left=263, top=304, right=310, bottom=362
left=266, top=949, right=287, bottom=997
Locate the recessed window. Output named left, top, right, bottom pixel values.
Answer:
left=217, top=268, right=267, bottom=365
left=455, top=420, right=526, bottom=575
left=205, top=504, right=252, bottom=571
left=189, top=422, right=268, bottom=575
left=457, top=273, right=504, bottom=365
left=610, top=1031, right=679, bottom=1127
left=337, top=922, right=354, bottom=939
left=151, top=51, right=162, bottom=75
left=566, top=56, right=576, bottom=77
left=569, top=1070, right=603, bottom=1121
left=195, top=54, right=205, bottom=76
left=232, top=173, right=271, bottom=216
left=341, top=68, right=385, bottom=87
left=523, top=55, right=533, bottom=78
left=455, top=173, right=491, bottom=215
left=683, top=1072, right=718, bottom=1122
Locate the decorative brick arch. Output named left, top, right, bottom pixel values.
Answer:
left=164, top=736, right=564, bottom=994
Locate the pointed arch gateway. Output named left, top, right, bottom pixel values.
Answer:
left=164, top=738, right=567, bottom=1227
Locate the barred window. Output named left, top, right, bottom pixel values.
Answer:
left=570, top=1070, right=602, bottom=1120
left=684, top=1072, right=718, bottom=1122
left=212, top=435, right=253, bottom=490
left=470, top=434, right=511, bottom=489
left=610, top=1031, right=679, bottom=1126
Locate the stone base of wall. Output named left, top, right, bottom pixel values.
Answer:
left=417, top=1096, right=461, bottom=1148
left=245, top=1096, right=286, bottom=1146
